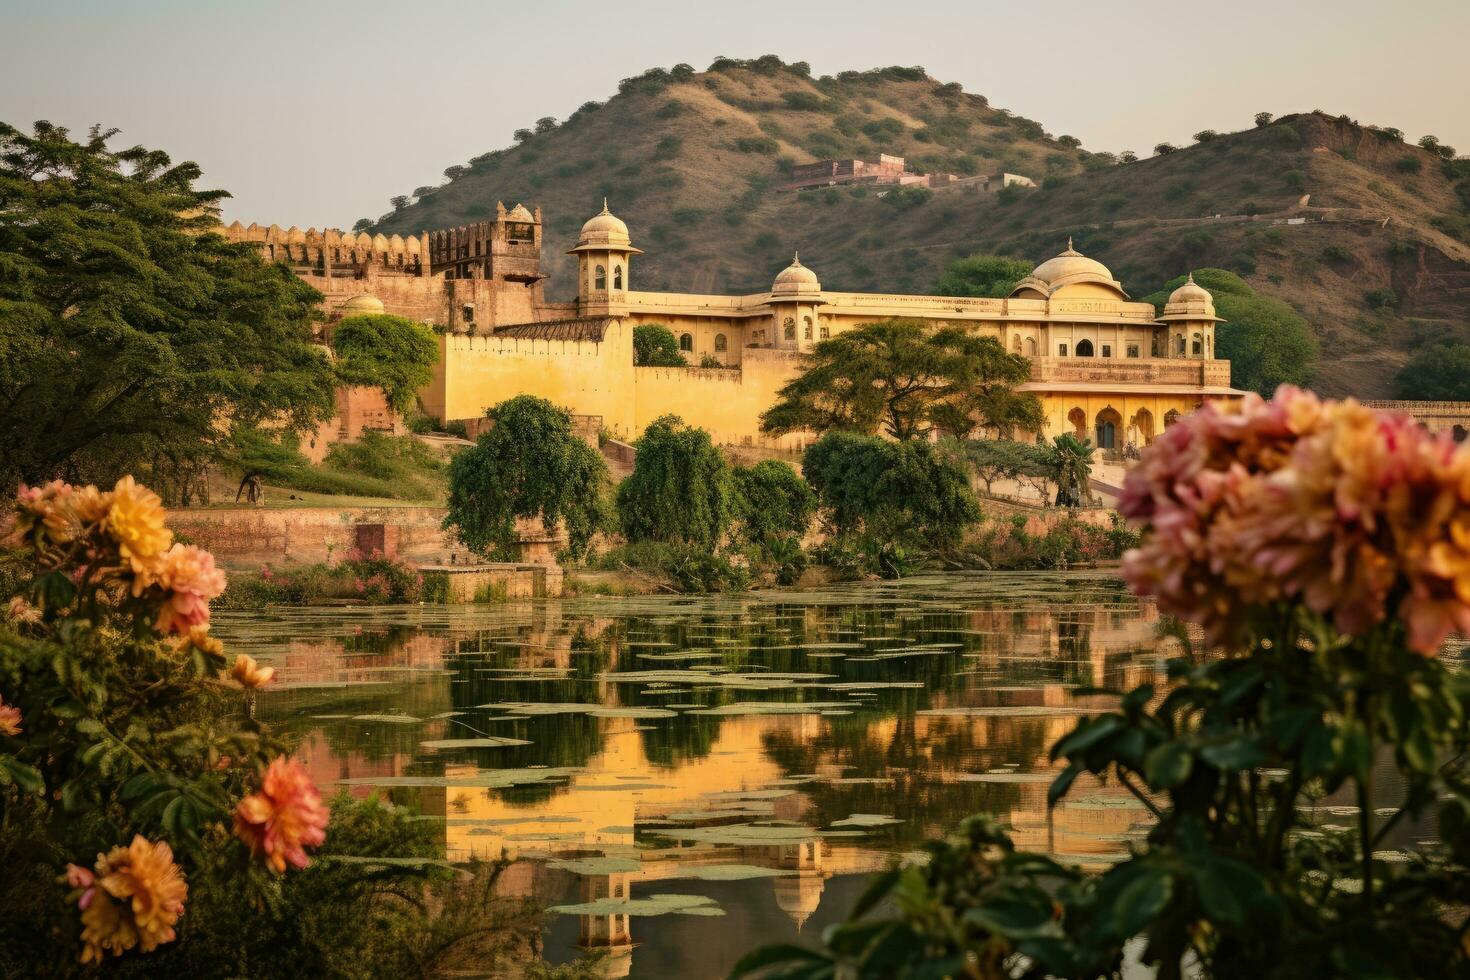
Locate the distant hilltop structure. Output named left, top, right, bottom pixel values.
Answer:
left=783, top=153, right=1035, bottom=194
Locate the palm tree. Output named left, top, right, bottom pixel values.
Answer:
left=1051, top=433, right=1095, bottom=508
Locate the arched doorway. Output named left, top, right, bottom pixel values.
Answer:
left=1095, top=408, right=1122, bottom=450
left=1455, top=425, right=1468, bottom=443
left=1164, top=409, right=1182, bottom=429
left=1130, top=407, right=1155, bottom=446
left=1076, top=339, right=1095, bottom=357
left=1067, top=407, right=1087, bottom=439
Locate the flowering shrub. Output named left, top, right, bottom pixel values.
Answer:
left=964, top=513, right=1139, bottom=570
left=743, top=389, right=1470, bottom=979
left=0, top=477, right=329, bottom=968
left=225, top=549, right=430, bottom=607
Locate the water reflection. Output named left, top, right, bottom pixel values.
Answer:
left=213, top=572, right=1174, bottom=978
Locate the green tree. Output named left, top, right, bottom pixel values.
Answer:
left=934, top=254, right=1033, bottom=299
left=732, top=460, right=817, bottom=542
left=444, top=395, right=611, bottom=558
left=962, top=439, right=1052, bottom=496
left=616, top=415, right=735, bottom=549
left=0, top=121, right=336, bottom=495
left=1143, top=269, right=1317, bottom=397
left=761, top=319, right=1041, bottom=441
left=331, top=314, right=439, bottom=413
left=802, top=431, right=980, bottom=551
left=632, top=323, right=686, bottom=366
left=1393, top=343, right=1470, bottom=400
left=1051, top=432, right=1094, bottom=507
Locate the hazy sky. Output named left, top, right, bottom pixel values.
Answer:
left=3, top=0, right=1466, bottom=228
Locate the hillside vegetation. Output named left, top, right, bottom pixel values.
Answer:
left=371, top=57, right=1470, bottom=397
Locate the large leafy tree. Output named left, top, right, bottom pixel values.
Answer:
left=617, top=415, right=735, bottom=549
left=331, top=313, right=439, bottom=413
left=934, top=254, right=1032, bottom=298
left=1143, top=269, right=1317, bottom=397
left=0, top=121, right=336, bottom=495
left=760, top=319, right=1041, bottom=441
left=443, top=395, right=610, bottom=558
left=732, top=459, right=816, bottom=542
left=802, top=431, right=980, bottom=550
left=1392, top=343, right=1470, bottom=400
left=962, top=438, right=1054, bottom=496
left=632, top=323, right=686, bottom=366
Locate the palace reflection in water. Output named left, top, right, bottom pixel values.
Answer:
left=211, top=573, right=1195, bottom=978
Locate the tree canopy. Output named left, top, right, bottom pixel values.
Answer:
left=0, top=121, right=337, bottom=495
left=443, top=395, right=610, bottom=558
left=1393, top=343, right=1470, bottom=400
left=961, top=438, right=1054, bottom=495
left=732, top=460, right=817, bottom=542
left=1143, top=269, right=1317, bottom=397
left=802, top=431, right=980, bottom=550
left=760, top=319, right=1042, bottom=441
left=617, top=415, right=735, bottom=548
left=331, top=313, right=439, bottom=413
left=934, top=254, right=1033, bottom=298
left=632, top=323, right=686, bottom=366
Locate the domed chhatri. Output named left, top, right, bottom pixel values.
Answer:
left=1160, top=271, right=1224, bottom=323
left=1018, top=237, right=1127, bottom=296
left=572, top=199, right=636, bottom=251
left=336, top=293, right=384, bottom=319
left=772, top=252, right=822, bottom=297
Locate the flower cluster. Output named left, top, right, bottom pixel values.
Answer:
left=233, top=756, right=330, bottom=873
left=1120, top=386, right=1470, bottom=653
left=6, top=477, right=226, bottom=635
left=0, top=693, right=20, bottom=737
left=229, top=653, right=275, bottom=689
left=66, top=836, right=188, bottom=963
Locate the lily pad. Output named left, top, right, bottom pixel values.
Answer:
left=831, top=813, right=903, bottom=828
left=420, top=737, right=533, bottom=749
left=548, top=893, right=724, bottom=917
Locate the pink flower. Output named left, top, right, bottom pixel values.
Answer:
left=153, top=544, right=228, bottom=635
left=65, top=863, right=96, bottom=909
left=233, top=757, right=330, bottom=873
left=1122, top=386, right=1470, bottom=654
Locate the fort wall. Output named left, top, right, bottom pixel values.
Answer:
left=170, top=506, right=452, bottom=569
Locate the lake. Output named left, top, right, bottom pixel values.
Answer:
left=209, top=572, right=1207, bottom=977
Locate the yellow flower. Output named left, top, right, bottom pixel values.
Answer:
left=106, top=477, right=172, bottom=592
left=176, top=624, right=224, bottom=659
left=229, top=653, right=275, bottom=689
left=78, top=836, right=187, bottom=962
left=0, top=693, right=20, bottom=737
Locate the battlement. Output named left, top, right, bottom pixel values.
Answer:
left=223, top=221, right=431, bottom=277
left=427, top=202, right=544, bottom=283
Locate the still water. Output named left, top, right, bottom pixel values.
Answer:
left=209, top=572, right=1186, bottom=977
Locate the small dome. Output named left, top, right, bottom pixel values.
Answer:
left=337, top=294, right=384, bottom=319
left=1168, top=272, right=1212, bottom=306
left=579, top=200, right=630, bottom=242
left=506, top=202, right=534, bottom=223
left=1030, top=238, right=1117, bottom=287
left=772, top=252, right=822, bottom=297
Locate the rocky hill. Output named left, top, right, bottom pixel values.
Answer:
left=372, top=57, right=1470, bottom=398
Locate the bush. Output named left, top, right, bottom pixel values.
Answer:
left=802, top=432, right=979, bottom=555
left=1393, top=343, right=1470, bottom=399
left=617, top=416, right=735, bottom=549
left=632, top=324, right=686, bottom=366
left=961, top=513, right=1138, bottom=569
left=230, top=429, right=445, bottom=501
left=732, top=460, right=816, bottom=542
left=590, top=541, right=749, bottom=593
left=331, top=314, right=439, bottom=414
left=734, top=136, right=779, bottom=155
left=1363, top=287, right=1398, bottom=311
left=1395, top=156, right=1423, bottom=174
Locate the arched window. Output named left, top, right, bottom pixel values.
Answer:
left=819, top=326, right=830, bottom=340
left=1025, top=337, right=1037, bottom=356
left=803, top=316, right=813, bottom=340
left=1164, top=409, right=1182, bottom=429
left=594, top=264, right=606, bottom=291
left=1013, top=335, right=1022, bottom=353
left=613, top=264, right=623, bottom=290
left=714, top=334, right=727, bottom=352
left=1192, top=333, right=1203, bottom=356
left=1067, top=407, right=1087, bottom=439
left=1076, top=339, right=1095, bottom=357
left=679, top=333, right=693, bottom=352
left=1175, top=334, right=1185, bottom=356
left=783, top=317, right=796, bottom=341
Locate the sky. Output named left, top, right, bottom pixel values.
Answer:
left=2, top=0, right=1466, bottom=228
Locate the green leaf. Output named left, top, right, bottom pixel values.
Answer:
left=847, top=866, right=900, bottom=921
left=1048, top=763, right=1083, bottom=806
left=1051, top=714, right=1123, bottom=761
left=729, top=943, right=830, bottom=979
left=1144, top=741, right=1194, bottom=788
left=2, top=758, right=45, bottom=795
left=1199, top=737, right=1265, bottom=772
left=1113, top=868, right=1174, bottom=938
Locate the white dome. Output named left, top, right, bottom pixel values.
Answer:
left=1168, top=272, right=1212, bottom=305
left=772, top=252, right=821, bottom=297
left=1030, top=239, right=1118, bottom=287
left=337, top=294, right=384, bottom=319
left=568, top=200, right=640, bottom=256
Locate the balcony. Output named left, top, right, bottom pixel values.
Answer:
left=1025, top=356, right=1233, bottom=389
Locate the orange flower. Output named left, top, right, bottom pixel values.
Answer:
left=176, top=624, right=224, bottom=659
left=77, top=836, right=187, bottom=962
left=153, top=543, right=227, bottom=635
left=229, top=653, right=275, bottom=689
left=234, top=757, right=330, bottom=873
left=6, top=595, right=42, bottom=626
left=0, top=693, right=20, bottom=737
left=106, top=476, right=172, bottom=591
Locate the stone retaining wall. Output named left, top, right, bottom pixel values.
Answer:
left=171, top=506, right=453, bottom=569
